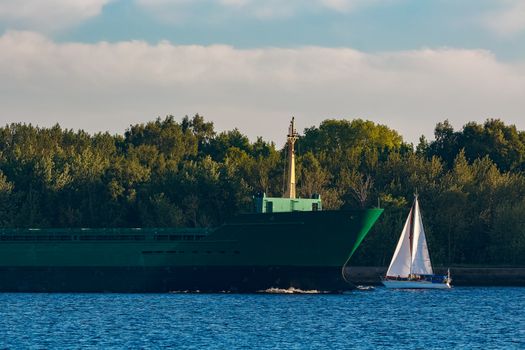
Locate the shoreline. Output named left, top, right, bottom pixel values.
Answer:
left=347, top=266, right=525, bottom=286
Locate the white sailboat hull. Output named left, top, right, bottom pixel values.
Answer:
left=382, top=280, right=451, bottom=289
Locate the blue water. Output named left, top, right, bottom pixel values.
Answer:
left=1, top=287, right=523, bottom=349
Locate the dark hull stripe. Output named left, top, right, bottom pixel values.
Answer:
left=0, top=266, right=353, bottom=293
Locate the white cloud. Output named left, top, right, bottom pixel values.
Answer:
left=482, top=0, right=525, bottom=36
left=0, top=30, right=524, bottom=144
left=0, top=0, right=111, bottom=31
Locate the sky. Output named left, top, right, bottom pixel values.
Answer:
left=0, top=0, right=524, bottom=144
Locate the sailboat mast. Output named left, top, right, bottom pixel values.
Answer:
left=408, top=196, right=417, bottom=276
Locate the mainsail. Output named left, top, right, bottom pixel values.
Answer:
left=386, top=196, right=433, bottom=278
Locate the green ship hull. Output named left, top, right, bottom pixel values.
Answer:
left=0, top=209, right=382, bottom=292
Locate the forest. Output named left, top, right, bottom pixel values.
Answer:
left=0, top=115, right=524, bottom=266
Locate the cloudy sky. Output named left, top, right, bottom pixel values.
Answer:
left=0, top=0, right=524, bottom=144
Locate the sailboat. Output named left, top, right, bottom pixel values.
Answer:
left=382, top=195, right=452, bottom=289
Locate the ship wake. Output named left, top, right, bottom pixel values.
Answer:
left=355, top=285, right=375, bottom=291
left=257, top=287, right=329, bottom=294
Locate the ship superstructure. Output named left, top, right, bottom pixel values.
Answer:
left=254, top=118, right=321, bottom=214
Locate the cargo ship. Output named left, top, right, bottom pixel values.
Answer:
left=0, top=119, right=382, bottom=292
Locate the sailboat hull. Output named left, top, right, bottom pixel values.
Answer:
left=382, top=280, right=451, bottom=289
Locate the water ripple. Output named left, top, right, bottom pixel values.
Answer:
left=0, top=287, right=523, bottom=349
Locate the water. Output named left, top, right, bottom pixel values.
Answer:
left=1, top=287, right=523, bottom=349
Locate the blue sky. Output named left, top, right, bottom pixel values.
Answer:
left=0, top=0, right=524, bottom=143
left=58, top=0, right=524, bottom=60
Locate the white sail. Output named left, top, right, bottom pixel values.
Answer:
left=386, top=206, right=413, bottom=278
left=410, top=198, right=433, bottom=275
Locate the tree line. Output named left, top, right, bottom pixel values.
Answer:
left=0, top=115, right=524, bottom=266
